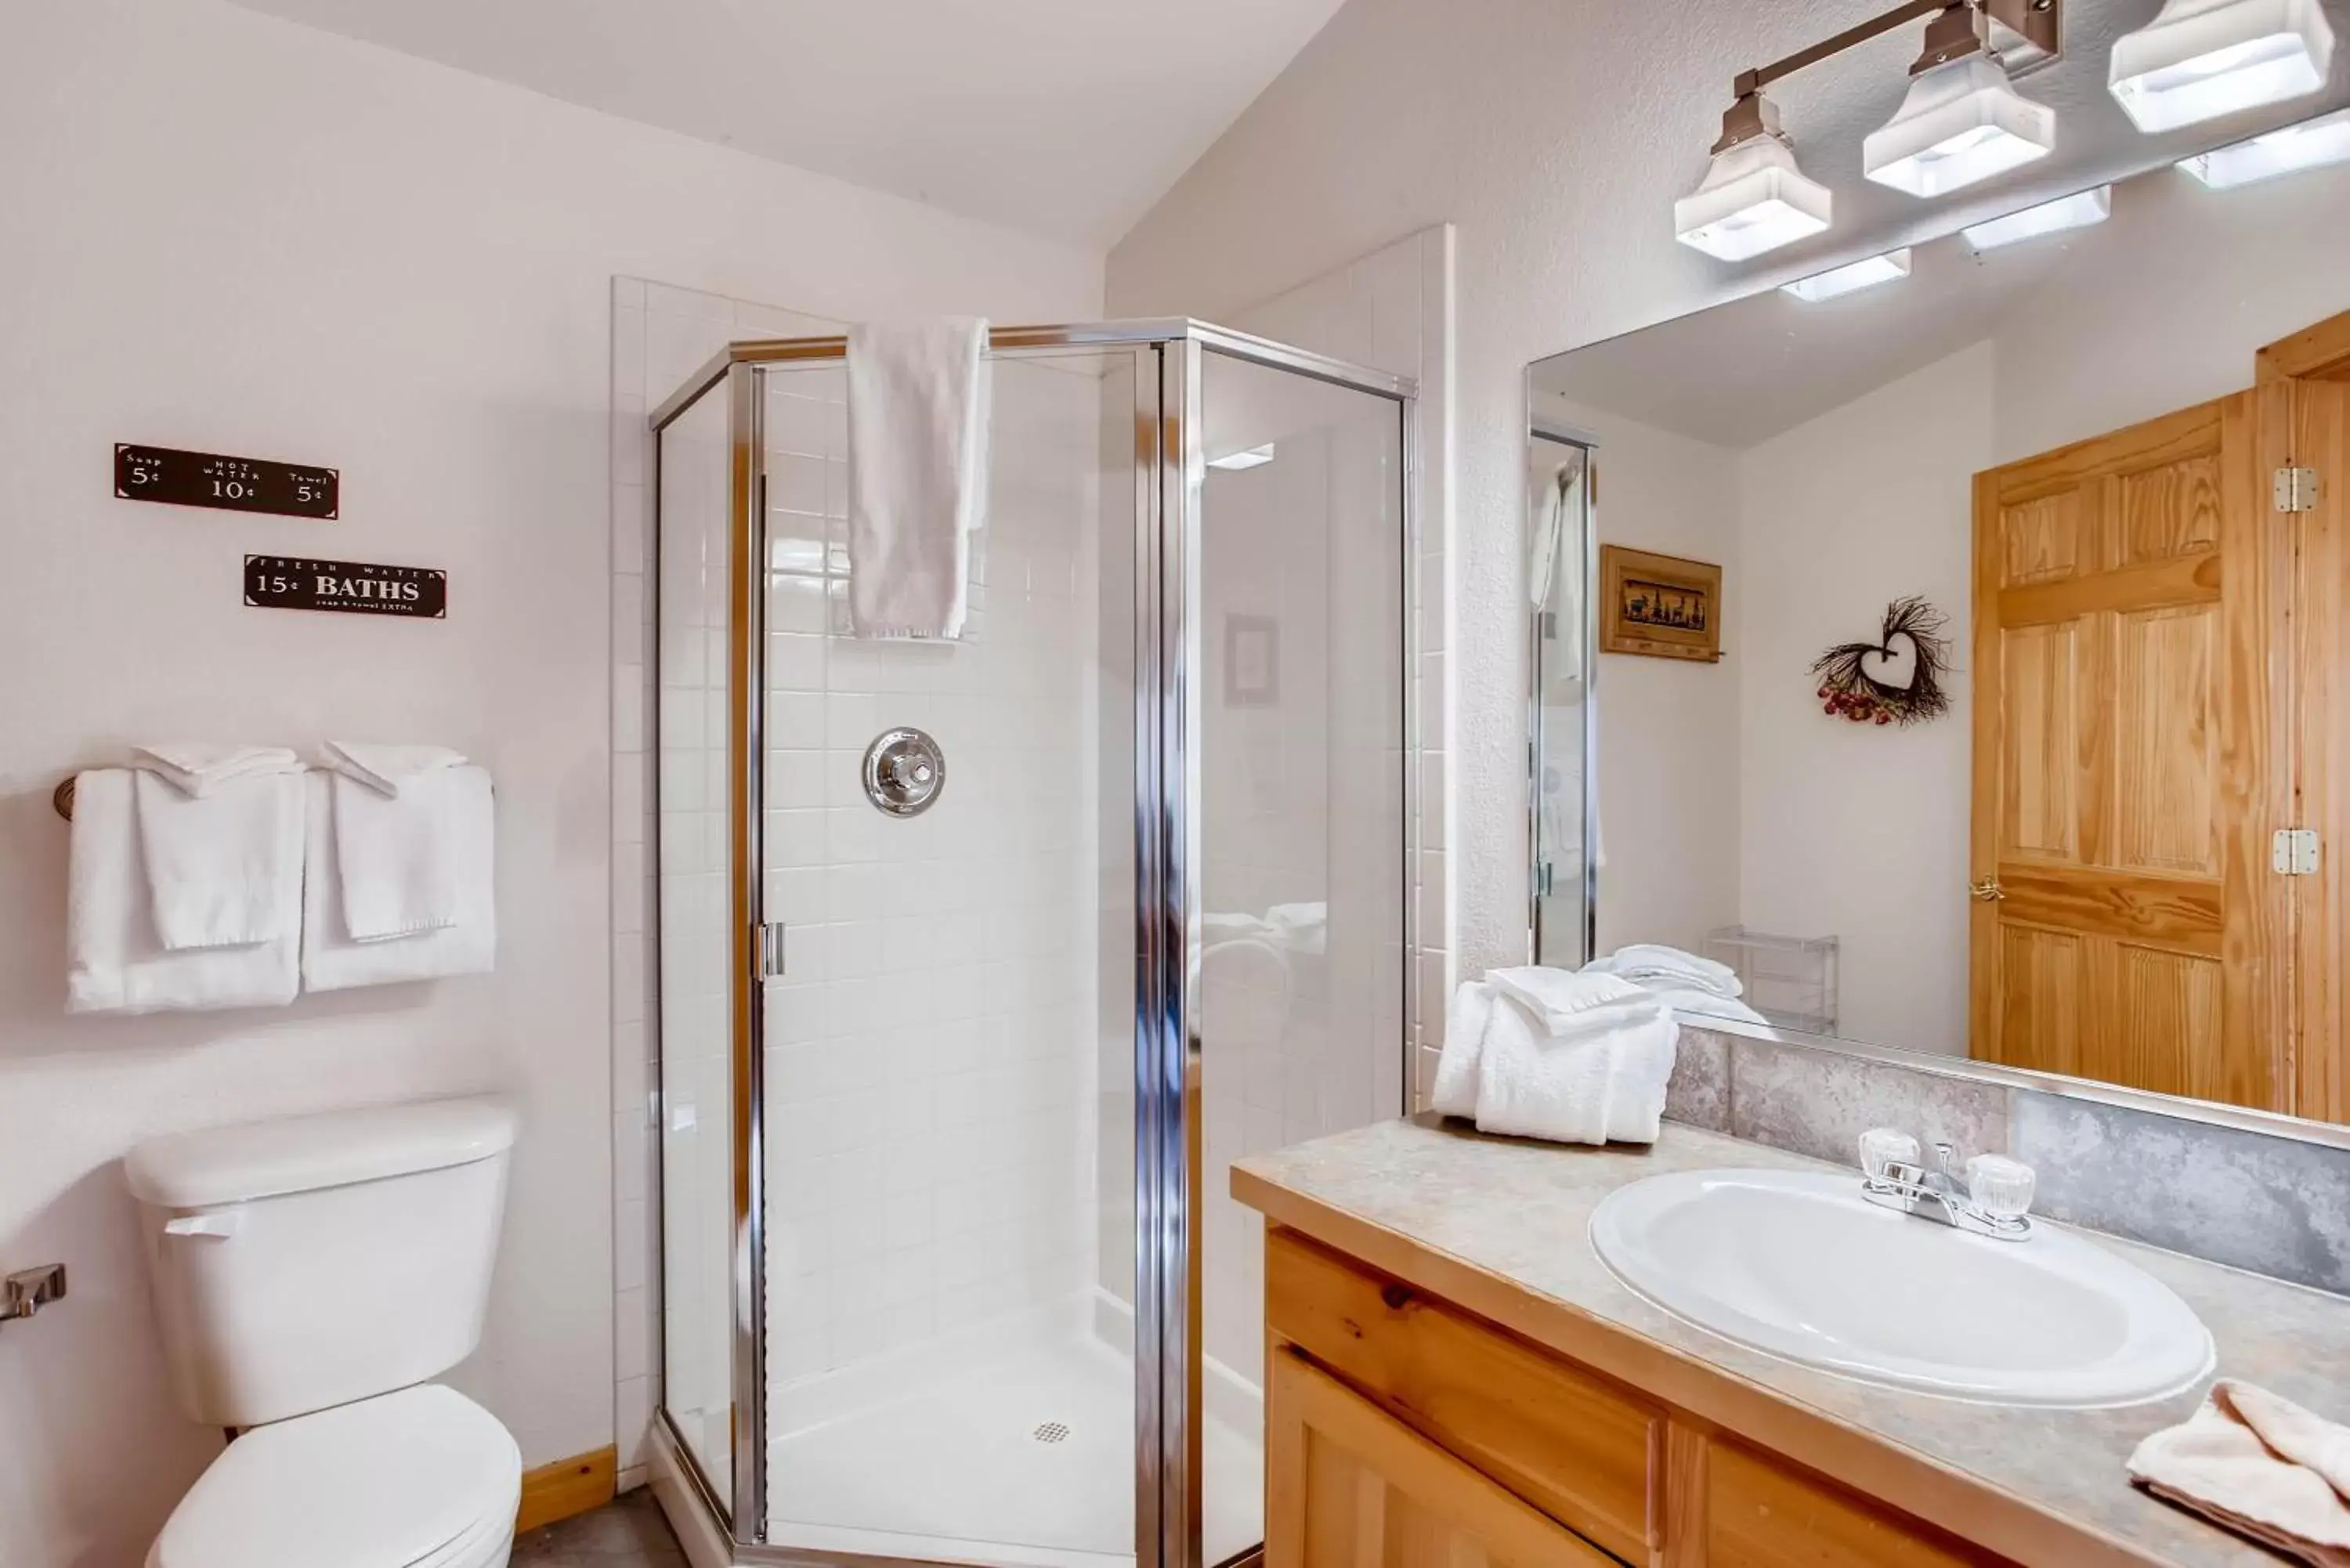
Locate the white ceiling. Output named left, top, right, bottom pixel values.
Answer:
left=225, top=0, right=1350, bottom=247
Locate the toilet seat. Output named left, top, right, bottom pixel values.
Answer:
left=150, top=1383, right=521, bottom=1568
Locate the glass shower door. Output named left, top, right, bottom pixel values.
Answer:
left=755, top=347, right=1146, bottom=1568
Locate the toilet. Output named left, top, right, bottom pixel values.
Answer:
left=124, top=1097, right=523, bottom=1568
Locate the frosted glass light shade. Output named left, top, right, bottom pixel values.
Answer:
left=1674, top=136, right=1833, bottom=262
left=2110, top=0, right=2336, bottom=132
left=2178, top=107, right=2350, bottom=186
left=1864, top=56, right=2055, bottom=197
left=1780, top=248, right=1913, bottom=302
left=1961, top=185, right=2112, bottom=251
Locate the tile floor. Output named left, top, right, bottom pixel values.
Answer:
left=512, top=1489, right=685, bottom=1566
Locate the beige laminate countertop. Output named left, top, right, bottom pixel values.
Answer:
left=1232, top=1115, right=2350, bottom=1568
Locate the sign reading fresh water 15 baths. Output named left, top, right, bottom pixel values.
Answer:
left=116, top=443, right=338, bottom=519
left=245, top=555, right=446, bottom=619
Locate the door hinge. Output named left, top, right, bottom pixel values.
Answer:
left=2275, top=467, right=2319, bottom=514
left=2273, top=829, right=2320, bottom=876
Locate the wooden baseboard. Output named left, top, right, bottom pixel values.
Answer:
left=516, top=1444, right=618, bottom=1534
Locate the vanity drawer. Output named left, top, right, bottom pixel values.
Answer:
left=1267, top=1227, right=1661, bottom=1564
left=1698, top=1437, right=2008, bottom=1568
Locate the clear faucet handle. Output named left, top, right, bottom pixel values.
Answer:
left=1859, top=1127, right=1920, bottom=1180
left=1965, top=1153, right=2037, bottom=1221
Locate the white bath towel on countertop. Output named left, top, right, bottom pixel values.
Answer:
left=128, top=743, right=299, bottom=798
left=847, top=316, right=990, bottom=640
left=2129, top=1381, right=2350, bottom=1566
left=320, top=740, right=465, bottom=797
left=1432, top=973, right=1679, bottom=1146
left=303, top=770, right=495, bottom=992
left=1486, top=965, right=1647, bottom=1035
left=68, top=769, right=301, bottom=1013
left=128, top=757, right=303, bottom=952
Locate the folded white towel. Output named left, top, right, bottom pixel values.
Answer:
left=67, top=770, right=300, bottom=1013
left=302, top=770, right=495, bottom=992
left=1485, top=965, right=1647, bottom=1035
left=2129, top=1381, right=2350, bottom=1566
left=1433, top=977, right=1678, bottom=1145
left=128, top=743, right=300, bottom=798
left=1432, top=980, right=1498, bottom=1119
left=128, top=764, right=304, bottom=951
left=847, top=316, right=990, bottom=640
left=320, top=740, right=465, bottom=797
left=329, top=755, right=479, bottom=941
left=1585, top=943, right=1743, bottom=999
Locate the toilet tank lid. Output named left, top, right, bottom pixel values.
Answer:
left=125, top=1097, right=517, bottom=1209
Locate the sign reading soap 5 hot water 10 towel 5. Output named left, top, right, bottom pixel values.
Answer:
left=245, top=555, right=446, bottom=619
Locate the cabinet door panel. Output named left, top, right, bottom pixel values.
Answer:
left=1704, top=1440, right=2001, bottom=1568
left=1267, top=1348, right=1616, bottom=1568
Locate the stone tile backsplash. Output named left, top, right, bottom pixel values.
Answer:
left=1674, top=1025, right=2350, bottom=1296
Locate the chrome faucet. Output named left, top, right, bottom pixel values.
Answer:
left=1858, top=1129, right=2035, bottom=1241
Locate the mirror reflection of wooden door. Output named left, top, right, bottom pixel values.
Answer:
left=1968, top=393, right=2289, bottom=1110
left=2289, top=368, right=2350, bottom=1122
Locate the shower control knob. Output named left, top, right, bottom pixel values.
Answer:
left=863, top=728, right=947, bottom=818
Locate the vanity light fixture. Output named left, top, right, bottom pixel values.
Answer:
left=1780, top=247, right=1914, bottom=301
left=1960, top=183, right=2111, bottom=251
left=1205, top=443, right=1276, bottom=471
left=1864, top=6, right=2056, bottom=197
left=2110, top=0, right=2336, bottom=133
left=1674, top=93, right=1834, bottom=260
left=2177, top=106, right=2350, bottom=186
left=1687, top=0, right=2063, bottom=261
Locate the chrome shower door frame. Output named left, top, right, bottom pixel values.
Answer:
left=648, top=321, right=1421, bottom=1568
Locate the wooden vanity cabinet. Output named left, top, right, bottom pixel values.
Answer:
left=1264, top=1226, right=2015, bottom=1568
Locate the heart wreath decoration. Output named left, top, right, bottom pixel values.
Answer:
left=1810, top=595, right=1952, bottom=727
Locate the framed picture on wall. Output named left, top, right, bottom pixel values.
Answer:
left=1600, top=545, right=1722, bottom=663
left=1224, top=613, right=1280, bottom=706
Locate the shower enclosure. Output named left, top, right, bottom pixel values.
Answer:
left=649, top=321, right=1418, bottom=1568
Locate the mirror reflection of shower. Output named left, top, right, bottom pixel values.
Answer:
left=1530, top=428, right=1594, bottom=968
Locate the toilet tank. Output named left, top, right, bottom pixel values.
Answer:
left=125, top=1097, right=516, bottom=1429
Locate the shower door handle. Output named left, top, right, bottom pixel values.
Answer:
left=756, top=923, right=786, bottom=981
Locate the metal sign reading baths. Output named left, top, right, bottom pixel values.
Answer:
left=244, top=555, right=446, bottom=619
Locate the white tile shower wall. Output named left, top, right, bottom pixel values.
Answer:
left=757, top=354, right=1104, bottom=1389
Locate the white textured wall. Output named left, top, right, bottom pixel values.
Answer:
left=1733, top=346, right=1993, bottom=1051
left=0, top=3, right=1098, bottom=1563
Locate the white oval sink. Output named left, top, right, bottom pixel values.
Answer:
left=1590, top=1169, right=2214, bottom=1407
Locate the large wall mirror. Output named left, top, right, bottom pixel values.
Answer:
left=1531, top=35, right=2350, bottom=1129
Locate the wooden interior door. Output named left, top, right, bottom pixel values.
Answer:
left=1264, top=1347, right=1614, bottom=1568
left=1969, top=393, right=2287, bottom=1109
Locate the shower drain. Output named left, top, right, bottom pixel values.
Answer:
left=1032, top=1422, right=1071, bottom=1444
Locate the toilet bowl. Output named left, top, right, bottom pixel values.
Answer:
left=148, top=1384, right=520, bottom=1568
left=125, top=1099, right=521, bottom=1568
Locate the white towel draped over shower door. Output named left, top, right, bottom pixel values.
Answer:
left=846, top=317, right=991, bottom=640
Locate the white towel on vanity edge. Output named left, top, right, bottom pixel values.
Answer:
left=1431, top=970, right=1679, bottom=1146
left=846, top=316, right=990, bottom=640
left=302, top=769, right=495, bottom=992
left=67, top=769, right=301, bottom=1013
left=321, top=742, right=470, bottom=941
left=1585, top=942, right=1744, bottom=999
left=2129, top=1381, right=2350, bottom=1566
left=128, top=750, right=304, bottom=952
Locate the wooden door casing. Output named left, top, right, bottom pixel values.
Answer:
left=1969, top=393, right=2288, bottom=1110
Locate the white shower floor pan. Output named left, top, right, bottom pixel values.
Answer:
left=766, top=1296, right=1262, bottom=1568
